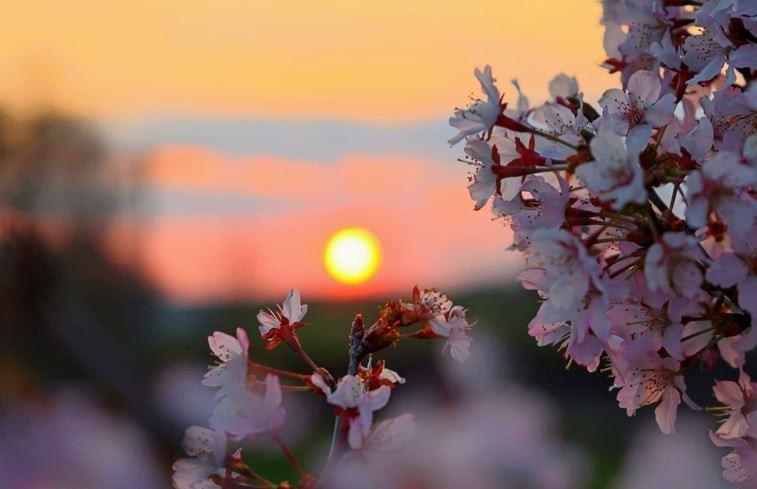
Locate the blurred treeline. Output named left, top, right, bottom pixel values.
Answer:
left=0, top=108, right=167, bottom=443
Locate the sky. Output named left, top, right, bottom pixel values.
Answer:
left=2, top=1, right=611, bottom=302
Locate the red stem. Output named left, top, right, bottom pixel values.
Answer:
left=272, top=432, right=305, bottom=477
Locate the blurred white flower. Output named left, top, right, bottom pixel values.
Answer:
left=612, top=417, right=729, bottom=489
left=0, top=391, right=162, bottom=489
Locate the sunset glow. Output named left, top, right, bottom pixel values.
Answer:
left=324, top=228, right=381, bottom=284
left=0, top=1, right=605, bottom=120
left=2, top=2, right=585, bottom=301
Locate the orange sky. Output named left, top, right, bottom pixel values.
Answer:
left=1, top=0, right=607, bottom=121
left=3, top=2, right=613, bottom=302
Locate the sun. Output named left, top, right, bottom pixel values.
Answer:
left=324, top=228, right=381, bottom=284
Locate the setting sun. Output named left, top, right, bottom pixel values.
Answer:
left=324, top=228, right=381, bottom=284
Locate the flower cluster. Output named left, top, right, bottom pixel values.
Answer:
left=448, top=1, right=755, bottom=486
left=172, top=287, right=472, bottom=489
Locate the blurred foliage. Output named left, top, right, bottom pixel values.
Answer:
left=0, top=109, right=169, bottom=457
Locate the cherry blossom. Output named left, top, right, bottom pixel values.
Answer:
left=607, top=299, right=683, bottom=358
left=612, top=354, right=699, bottom=434
left=701, top=86, right=757, bottom=153
left=548, top=73, right=579, bottom=100
left=710, top=434, right=757, bottom=489
left=713, top=373, right=757, bottom=440
left=257, top=288, right=309, bottom=350
left=679, top=116, right=714, bottom=165
left=600, top=0, right=668, bottom=85
left=172, top=426, right=228, bottom=489
left=401, top=286, right=454, bottom=319
left=530, top=102, right=583, bottom=159
left=494, top=174, right=572, bottom=249
left=202, top=328, right=250, bottom=400
left=707, top=227, right=757, bottom=322
left=444, top=1, right=757, bottom=484
left=463, top=138, right=502, bottom=210
left=448, top=65, right=504, bottom=145
left=684, top=150, right=757, bottom=237
left=326, top=375, right=391, bottom=450
left=527, top=301, right=605, bottom=371
left=644, top=232, right=707, bottom=300
left=599, top=70, right=675, bottom=138
left=722, top=445, right=757, bottom=489
left=428, top=306, right=473, bottom=361
left=683, top=29, right=733, bottom=86
left=209, top=374, right=286, bottom=439
left=357, top=360, right=406, bottom=390
left=524, top=228, right=604, bottom=312
left=352, top=414, right=417, bottom=454
left=575, top=123, right=648, bottom=210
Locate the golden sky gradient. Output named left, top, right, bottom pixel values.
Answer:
left=2, top=0, right=607, bottom=121
left=4, top=2, right=614, bottom=301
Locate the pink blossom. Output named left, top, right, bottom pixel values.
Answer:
left=310, top=371, right=332, bottom=395
left=548, top=73, right=579, bottom=99
left=601, top=1, right=668, bottom=86
left=524, top=228, right=603, bottom=312
left=526, top=304, right=570, bottom=348
left=650, top=30, right=682, bottom=70
left=701, top=87, right=757, bottom=153
left=713, top=372, right=757, bottom=440
left=376, top=365, right=405, bottom=385
left=683, top=30, right=731, bottom=85
left=530, top=101, right=583, bottom=159
left=599, top=70, right=676, bottom=137
left=520, top=244, right=612, bottom=370
left=576, top=123, right=648, bottom=210
left=707, top=228, right=757, bottom=320
left=695, top=1, right=753, bottom=48
left=613, top=353, right=699, bottom=434
left=711, top=434, right=757, bottom=489
left=607, top=299, right=683, bottom=358
left=644, top=232, right=707, bottom=300
left=428, top=306, right=473, bottom=361
left=202, top=328, right=250, bottom=400
left=463, top=138, right=501, bottom=210
left=684, top=150, right=757, bottom=237
left=527, top=299, right=604, bottom=372
left=448, top=66, right=504, bottom=145
left=401, top=287, right=454, bottom=318
left=495, top=174, right=572, bottom=249
left=327, top=375, right=391, bottom=450
left=172, top=426, right=228, bottom=489
left=207, top=328, right=249, bottom=362
left=257, top=288, right=308, bottom=350
left=209, top=374, right=285, bottom=440
left=257, top=288, right=308, bottom=335
left=355, top=414, right=416, bottom=454
left=722, top=445, right=757, bottom=489
left=679, top=116, right=714, bottom=163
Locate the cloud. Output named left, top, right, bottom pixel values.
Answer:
left=107, top=146, right=520, bottom=302
left=105, top=117, right=456, bottom=162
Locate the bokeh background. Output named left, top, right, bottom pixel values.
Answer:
left=0, top=2, right=733, bottom=488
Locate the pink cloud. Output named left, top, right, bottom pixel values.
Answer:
left=107, top=147, right=520, bottom=302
